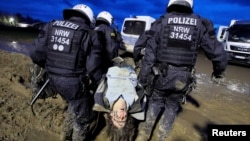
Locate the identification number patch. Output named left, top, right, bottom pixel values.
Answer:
left=168, top=25, right=194, bottom=41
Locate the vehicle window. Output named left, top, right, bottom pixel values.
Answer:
left=228, top=25, right=250, bottom=43
left=123, top=21, right=146, bottom=35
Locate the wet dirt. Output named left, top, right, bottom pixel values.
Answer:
left=0, top=40, right=250, bottom=141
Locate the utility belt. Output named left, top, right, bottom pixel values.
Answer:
left=48, top=72, right=90, bottom=89
left=48, top=72, right=81, bottom=77
left=167, top=64, right=192, bottom=72
left=158, top=64, right=193, bottom=76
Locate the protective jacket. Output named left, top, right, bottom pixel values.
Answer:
left=133, top=30, right=152, bottom=62
left=139, top=12, right=228, bottom=88
left=133, top=17, right=163, bottom=62
left=29, top=16, right=103, bottom=141
left=136, top=11, right=228, bottom=141
left=95, top=23, right=119, bottom=72
left=30, top=17, right=103, bottom=82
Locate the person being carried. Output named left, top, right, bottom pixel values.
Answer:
left=93, top=57, right=147, bottom=141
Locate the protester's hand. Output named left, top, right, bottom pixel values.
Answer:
left=211, top=71, right=225, bottom=85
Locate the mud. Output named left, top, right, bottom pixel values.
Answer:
left=0, top=40, right=249, bottom=141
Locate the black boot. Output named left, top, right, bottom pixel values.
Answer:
left=72, top=122, right=89, bottom=141
left=60, top=106, right=74, bottom=141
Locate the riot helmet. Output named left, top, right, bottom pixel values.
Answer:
left=96, top=11, right=113, bottom=26
left=167, top=0, right=193, bottom=8
left=167, top=0, right=193, bottom=13
left=63, top=4, right=95, bottom=24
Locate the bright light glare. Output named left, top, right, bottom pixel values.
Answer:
left=9, top=17, right=14, bottom=22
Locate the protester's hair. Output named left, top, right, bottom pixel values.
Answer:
left=106, top=114, right=136, bottom=141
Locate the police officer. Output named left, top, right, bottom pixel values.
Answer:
left=133, top=30, right=152, bottom=75
left=133, top=31, right=149, bottom=64
left=136, top=0, right=228, bottom=141
left=29, top=4, right=103, bottom=141
left=94, top=11, right=120, bottom=73
left=133, top=17, right=164, bottom=74
left=133, top=19, right=161, bottom=64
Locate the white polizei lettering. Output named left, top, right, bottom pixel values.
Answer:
left=168, top=18, right=173, bottom=24
left=53, top=21, right=64, bottom=26
left=64, top=22, right=79, bottom=29
left=168, top=17, right=197, bottom=25
left=174, top=17, right=179, bottom=23
left=55, top=29, right=70, bottom=37
left=190, top=18, right=197, bottom=25
left=53, top=21, right=79, bottom=29
left=185, top=18, right=190, bottom=24
left=173, top=26, right=190, bottom=33
left=179, top=17, right=185, bottom=24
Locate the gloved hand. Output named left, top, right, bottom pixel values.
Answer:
left=140, top=48, right=145, bottom=56
left=138, top=77, right=147, bottom=88
left=139, top=76, right=155, bottom=97
left=145, top=86, right=154, bottom=97
left=211, top=71, right=225, bottom=85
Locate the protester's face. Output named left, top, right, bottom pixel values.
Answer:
left=110, top=97, right=128, bottom=129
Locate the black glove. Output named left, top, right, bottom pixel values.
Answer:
left=139, top=75, right=156, bottom=97
left=138, top=77, right=147, bottom=88
left=211, top=71, right=225, bottom=84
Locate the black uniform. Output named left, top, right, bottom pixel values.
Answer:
left=95, top=21, right=119, bottom=73
left=137, top=10, right=228, bottom=141
left=29, top=16, right=103, bottom=141
left=133, top=31, right=149, bottom=62
left=133, top=17, right=163, bottom=63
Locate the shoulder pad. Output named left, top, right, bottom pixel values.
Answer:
left=201, top=18, right=216, bottom=36
left=201, top=18, right=213, bottom=27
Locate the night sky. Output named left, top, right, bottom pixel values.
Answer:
left=0, top=0, right=249, bottom=29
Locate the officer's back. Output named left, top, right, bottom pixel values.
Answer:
left=29, top=4, right=103, bottom=141
left=95, top=11, right=119, bottom=73
left=139, top=0, right=227, bottom=83
left=136, top=1, right=227, bottom=141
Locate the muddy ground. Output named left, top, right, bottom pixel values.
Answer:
left=0, top=36, right=250, bottom=141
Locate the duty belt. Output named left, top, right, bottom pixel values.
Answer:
left=48, top=71, right=82, bottom=77
left=159, top=64, right=193, bottom=76
left=167, top=64, right=192, bottom=72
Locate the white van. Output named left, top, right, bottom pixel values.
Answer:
left=121, top=16, right=155, bottom=53
left=217, top=20, right=250, bottom=65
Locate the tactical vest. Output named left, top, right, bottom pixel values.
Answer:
left=46, top=20, right=88, bottom=72
left=157, top=14, right=201, bottom=67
